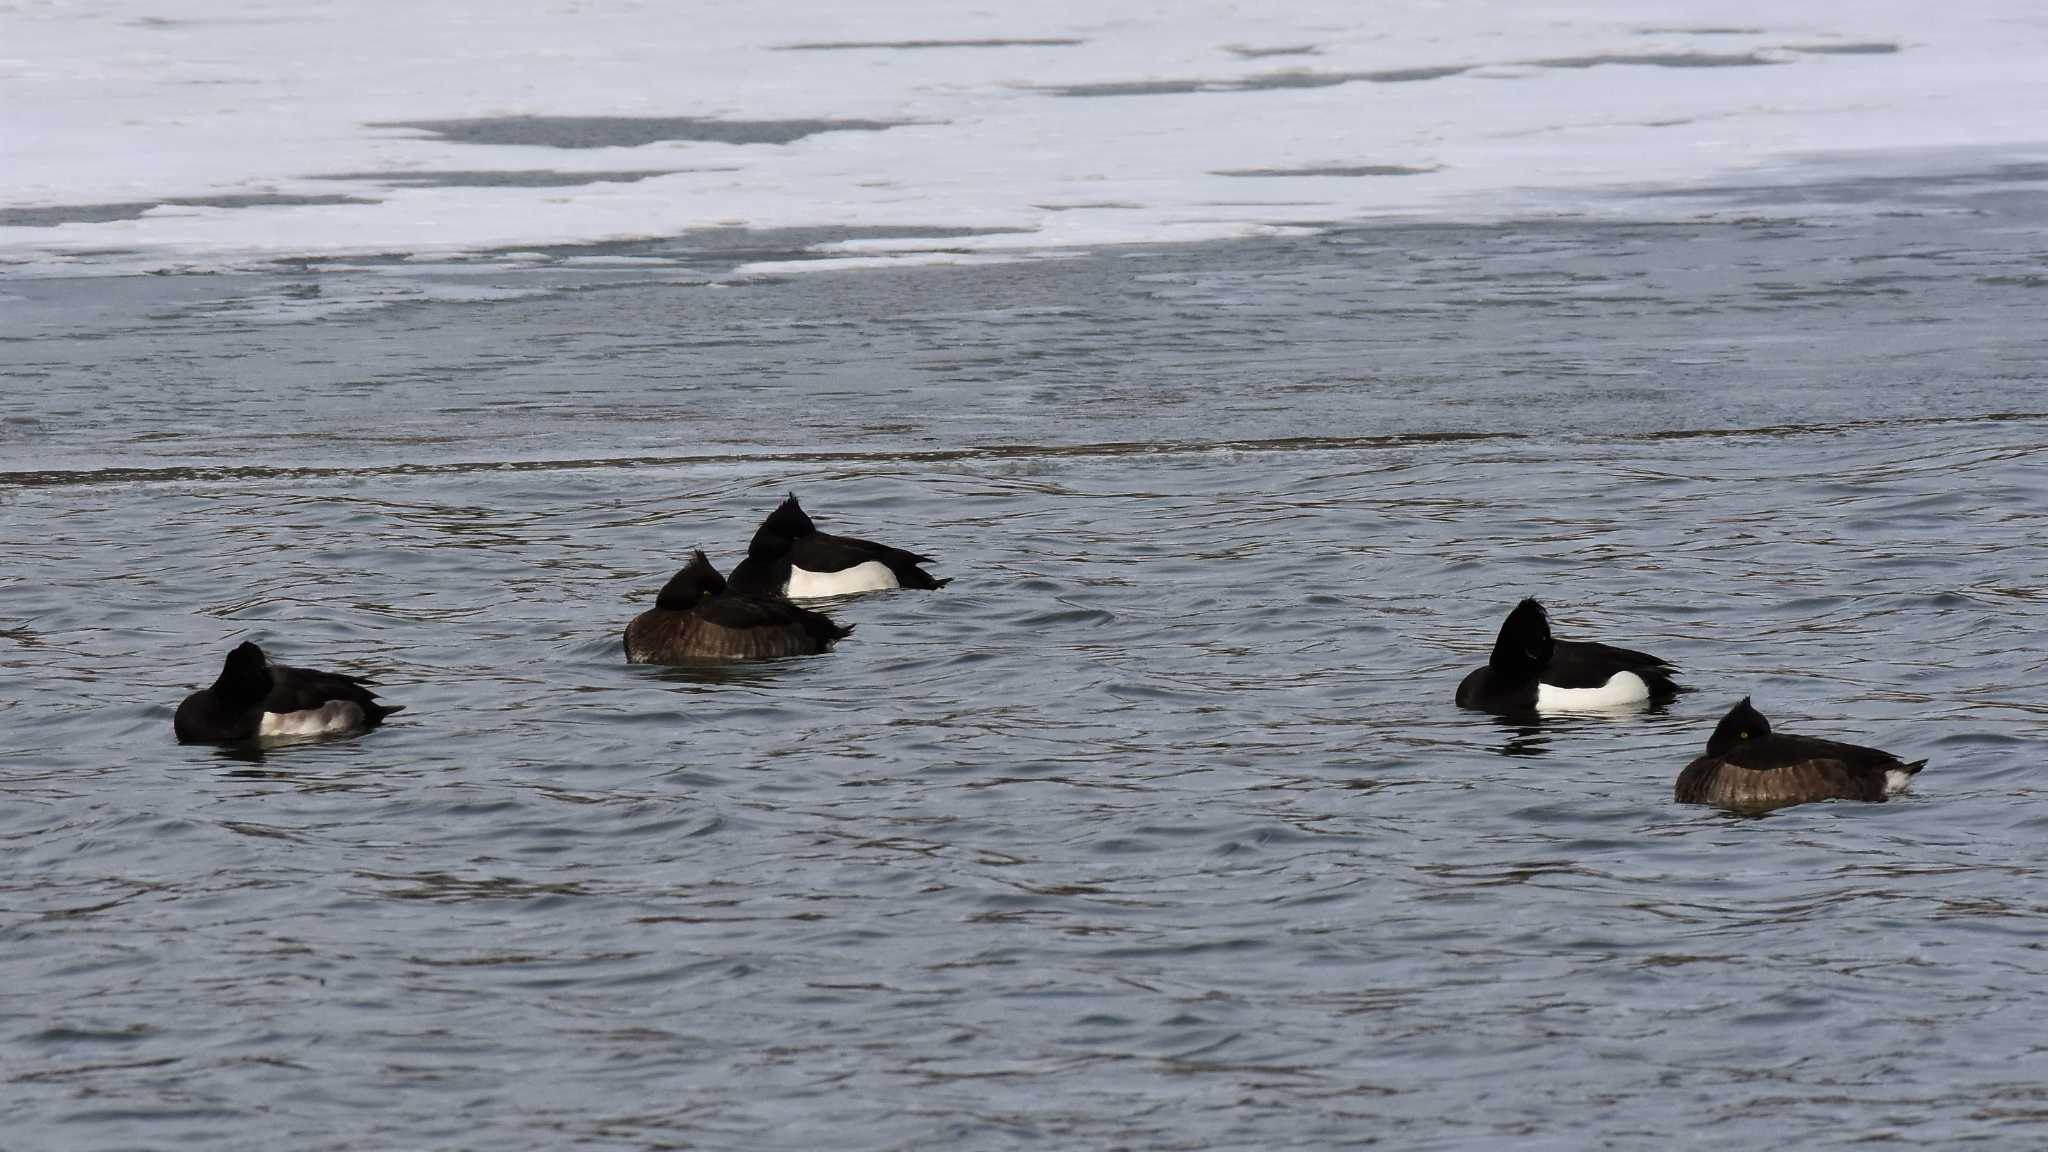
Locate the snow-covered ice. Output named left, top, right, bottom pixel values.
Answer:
left=4, top=0, right=2046, bottom=275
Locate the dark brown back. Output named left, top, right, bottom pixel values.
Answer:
left=1675, top=755, right=1889, bottom=812
left=625, top=607, right=837, bottom=664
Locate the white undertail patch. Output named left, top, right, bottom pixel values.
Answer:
left=258, top=701, right=368, bottom=737
left=786, top=560, right=896, bottom=598
left=1534, top=671, right=1651, bottom=713
left=1884, top=768, right=1915, bottom=796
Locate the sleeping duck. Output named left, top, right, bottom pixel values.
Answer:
left=726, top=494, right=946, bottom=599
left=1676, top=697, right=1924, bottom=813
left=174, top=641, right=401, bottom=744
left=1456, top=598, right=1679, bottom=716
left=626, top=550, right=853, bottom=663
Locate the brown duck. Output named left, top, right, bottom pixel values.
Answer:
left=1676, top=697, right=1924, bottom=813
left=625, top=550, right=853, bottom=664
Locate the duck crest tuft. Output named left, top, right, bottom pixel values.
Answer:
left=1491, top=597, right=1554, bottom=673
left=760, top=494, right=816, bottom=540
left=1705, top=696, right=1772, bottom=757
left=655, top=550, right=727, bottom=611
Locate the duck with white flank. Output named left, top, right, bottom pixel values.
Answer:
left=625, top=550, right=853, bottom=663
left=174, top=641, right=402, bottom=744
left=1676, top=697, right=1924, bottom=813
left=1455, top=598, right=1679, bottom=716
left=726, top=494, right=947, bottom=599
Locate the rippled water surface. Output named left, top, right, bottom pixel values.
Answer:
left=5, top=178, right=2048, bottom=1148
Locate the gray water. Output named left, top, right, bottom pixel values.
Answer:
left=4, top=169, right=2048, bottom=1149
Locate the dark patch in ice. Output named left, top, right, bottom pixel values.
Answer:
left=129, top=15, right=278, bottom=28
left=518, top=224, right=1027, bottom=264
left=1635, top=161, right=2048, bottom=211
left=1530, top=52, right=1781, bottom=69
left=1042, top=65, right=1469, bottom=97
left=249, top=225, right=1031, bottom=276
left=1231, top=73, right=1361, bottom=92
left=1786, top=42, right=1900, bottom=55
left=310, top=169, right=704, bottom=188
left=370, top=116, right=910, bottom=149
left=1244, top=66, right=1472, bottom=89
left=1345, top=66, right=1474, bottom=83
left=1046, top=79, right=1211, bottom=97
left=778, top=38, right=1082, bottom=50
left=1214, top=165, right=1437, bottom=177
left=1035, top=40, right=1889, bottom=98
left=0, top=194, right=376, bottom=228
left=1224, top=45, right=1320, bottom=59
left=2, top=204, right=176, bottom=227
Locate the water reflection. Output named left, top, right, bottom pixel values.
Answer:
left=1475, top=696, right=1685, bottom=758
left=637, top=659, right=825, bottom=689
left=211, top=743, right=271, bottom=767
left=1488, top=715, right=1551, bottom=758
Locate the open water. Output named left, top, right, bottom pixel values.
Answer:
left=3, top=167, right=2047, bottom=1148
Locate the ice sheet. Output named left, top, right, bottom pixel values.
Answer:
left=3, top=1, right=2046, bottom=275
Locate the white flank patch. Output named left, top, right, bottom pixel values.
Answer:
left=786, top=560, right=896, bottom=598
left=1535, top=671, right=1650, bottom=713
left=1885, top=768, right=1916, bottom=796
left=258, top=701, right=367, bottom=737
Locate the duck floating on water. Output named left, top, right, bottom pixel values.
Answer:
left=1675, top=697, right=1924, bottom=813
left=726, top=494, right=946, bottom=599
left=626, top=550, right=853, bottom=663
left=174, top=641, right=402, bottom=744
left=1456, top=598, right=1679, bottom=716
